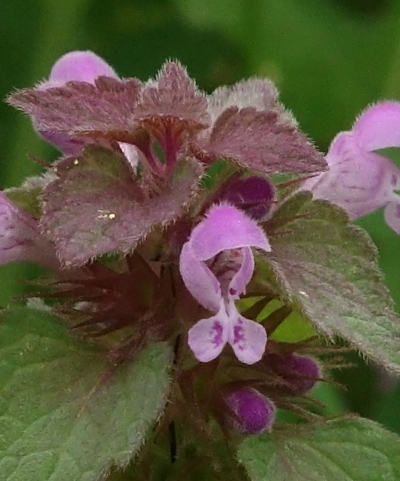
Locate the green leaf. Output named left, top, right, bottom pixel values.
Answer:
left=5, top=173, right=55, bottom=218
left=269, top=311, right=316, bottom=343
left=262, top=192, right=400, bottom=373
left=256, top=299, right=316, bottom=343
left=0, top=307, right=172, bottom=481
left=238, top=417, right=400, bottom=481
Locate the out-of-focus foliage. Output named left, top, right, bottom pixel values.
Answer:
left=1, top=0, right=400, bottom=435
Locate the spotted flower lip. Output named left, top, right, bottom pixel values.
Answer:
left=179, top=204, right=270, bottom=364
left=303, top=102, right=400, bottom=234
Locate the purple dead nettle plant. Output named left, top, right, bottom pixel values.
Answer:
left=3, top=50, right=400, bottom=480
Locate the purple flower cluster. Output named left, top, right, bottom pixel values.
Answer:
left=2, top=50, right=397, bottom=435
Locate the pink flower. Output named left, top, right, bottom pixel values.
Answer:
left=303, top=102, right=400, bottom=233
left=179, top=204, right=270, bottom=364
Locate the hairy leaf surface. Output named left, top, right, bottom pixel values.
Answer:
left=262, top=192, right=400, bottom=372
left=238, top=417, right=400, bottom=481
left=8, top=77, right=141, bottom=135
left=199, top=107, right=326, bottom=174
left=0, top=307, right=172, bottom=481
left=41, top=146, right=202, bottom=266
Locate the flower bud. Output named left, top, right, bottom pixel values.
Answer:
left=223, top=176, right=275, bottom=220
left=268, top=353, right=320, bottom=395
left=224, top=388, right=276, bottom=434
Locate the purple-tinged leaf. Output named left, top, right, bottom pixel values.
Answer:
left=135, top=61, right=210, bottom=134
left=196, top=107, right=326, bottom=174
left=41, top=146, right=202, bottom=266
left=8, top=76, right=142, bottom=136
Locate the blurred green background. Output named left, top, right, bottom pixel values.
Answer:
left=1, top=0, right=399, bottom=431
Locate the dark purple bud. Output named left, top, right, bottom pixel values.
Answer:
left=224, top=388, right=276, bottom=435
left=268, top=353, right=321, bottom=395
left=223, top=176, right=275, bottom=220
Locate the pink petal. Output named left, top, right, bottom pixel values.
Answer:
left=353, top=102, right=400, bottom=152
left=179, top=242, right=221, bottom=312
left=304, top=132, right=400, bottom=218
left=189, top=204, right=270, bottom=261
left=39, top=131, right=86, bottom=155
left=118, top=142, right=140, bottom=171
left=188, top=310, right=229, bottom=362
left=384, top=201, right=400, bottom=234
left=228, top=312, right=267, bottom=364
left=228, top=247, right=254, bottom=298
left=47, top=50, right=118, bottom=86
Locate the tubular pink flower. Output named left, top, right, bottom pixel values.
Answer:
left=303, top=102, right=400, bottom=234
left=179, top=204, right=270, bottom=364
left=0, top=192, right=56, bottom=268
